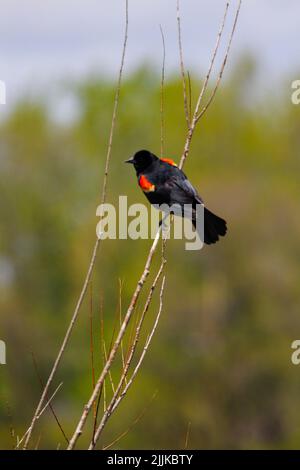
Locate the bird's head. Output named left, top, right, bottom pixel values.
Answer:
left=125, top=149, right=158, bottom=173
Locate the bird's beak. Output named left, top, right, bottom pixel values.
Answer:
left=124, top=157, right=134, bottom=164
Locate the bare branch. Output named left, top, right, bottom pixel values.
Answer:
left=109, top=276, right=166, bottom=416
left=23, top=0, right=129, bottom=449
left=187, top=70, right=192, bottom=124
left=89, top=283, right=96, bottom=419
left=118, top=279, right=126, bottom=382
left=103, top=341, right=116, bottom=395
left=17, top=382, right=63, bottom=449
left=67, top=227, right=162, bottom=449
left=36, top=383, right=64, bottom=420
left=179, top=1, right=230, bottom=169
left=92, top=295, right=121, bottom=441
left=159, top=25, right=166, bottom=157
left=88, top=261, right=166, bottom=449
left=196, top=0, right=242, bottom=122
left=30, top=352, right=69, bottom=445
left=177, top=0, right=190, bottom=128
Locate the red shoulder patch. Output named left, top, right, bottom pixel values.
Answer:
left=138, top=175, right=155, bottom=192
left=160, top=157, right=177, bottom=167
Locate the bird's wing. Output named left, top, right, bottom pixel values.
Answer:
left=166, top=173, right=204, bottom=205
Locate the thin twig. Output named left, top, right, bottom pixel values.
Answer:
left=184, top=421, right=191, bottom=449
left=196, top=0, right=242, bottom=122
left=98, top=297, right=106, bottom=414
left=123, top=296, right=141, bottom=369
left=99, top=297, right=107, bottom=414
left=34, top=435, right=42, bottom=450
left=89, top=283, right=96, bottom=419
left=103, top=342, right=116, bottom=395
left=159, top=25, right=166, bottom=157
left=102, top=391, right=158, bottom=450
left=109, top=276, right=166, bottom=415
left=187, top=71, right=192, bottom=124
left=23, top=0, right=129, bottom=449
left=118, top=279, right=126, bottom=383
left=92, top=295, right=120, bottom=441
left=177, top=0, right=190, bottom=128
left=16, top=383, right=63, bottom=449
left=30, top=352, right=69, bottom=445
left=92, top=299, right=106, bottom=438
left=38, top=384, right=64, bottom=418
left=179, top=1, right=230, bottom=169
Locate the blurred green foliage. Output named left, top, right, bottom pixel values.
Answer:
left=1, top=59, right=300, bottom=449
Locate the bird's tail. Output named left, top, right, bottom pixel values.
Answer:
left=193, top=207, right=227, bottom=245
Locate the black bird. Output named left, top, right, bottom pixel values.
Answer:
left=125, top=149, right=227, bottom=245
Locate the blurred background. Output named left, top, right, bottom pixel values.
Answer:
left=1, top=0, right=300, bottom=450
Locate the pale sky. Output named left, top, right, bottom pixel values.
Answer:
left=0, top=0, right=299, bottom=112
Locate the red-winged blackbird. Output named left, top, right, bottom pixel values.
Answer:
left=125, top=150, right=227, bottom=245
